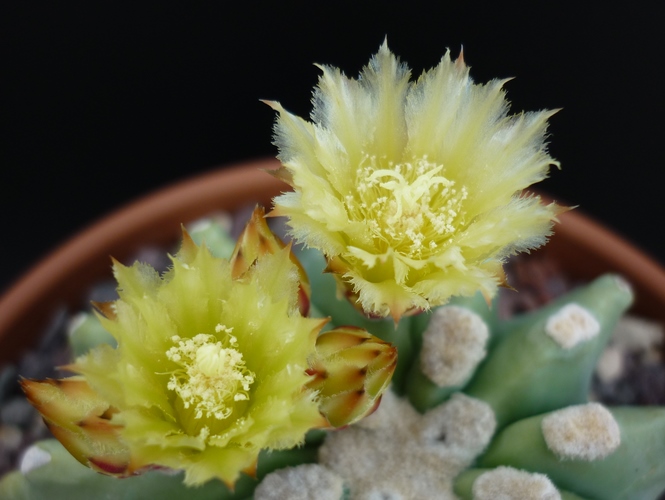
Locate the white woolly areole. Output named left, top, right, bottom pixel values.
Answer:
left=420, top=393, right=496, bottom=463
left=361, top=490, right=405, bottom=500
left=545, top=303, right=600, bottom=349
left=254, top=464, right=344, bottom=500
left=420, top=306, right=489, bottom=386
left=541, top=403, right=621, bottom=461
left=473, top=466, right=561, bottom=500
left=319, top=390, right=495, bottom=499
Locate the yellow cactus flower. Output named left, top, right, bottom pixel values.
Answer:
left=23, top=208, right=396, bottom=488
left=267, top=41, right=563, bottom=322
left=26, top=215, right=327, bottom=487
left=67, top=226, right=327, bottom=486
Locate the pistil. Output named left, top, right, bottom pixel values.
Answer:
left=166, top=326, right=255, bottom=420
left=351, top=154, right=468, bottom=259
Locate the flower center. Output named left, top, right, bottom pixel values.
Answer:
left=350, top=155, right=468, bottom=258
left=166, top=326, right=255, bottom=420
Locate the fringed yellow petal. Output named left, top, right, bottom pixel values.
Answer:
left=28, top=209, right=329, bottom=487
left=270, top=41, right=563, bottom=321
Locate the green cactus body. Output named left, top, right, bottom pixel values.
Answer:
left=478, top=405, right=665, bottom=500
left=187, top=215, right=236, bottom=259
left=67, top=312, right=117, bottom=358
left=4, top=218, right=665, bottom=500
left=465, top=274, right=633, bottom=429
left=253, top=261, right=663, bottom=499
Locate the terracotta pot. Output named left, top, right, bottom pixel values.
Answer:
left=1, top=158, right=665, bottom=365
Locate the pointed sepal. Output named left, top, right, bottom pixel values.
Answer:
left=230, top=206, right=311, bottom=315
left=91, top=301, right=117, bottom=320
left=21, top=376, right=135, bottom=477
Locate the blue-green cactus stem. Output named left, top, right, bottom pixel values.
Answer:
left=478, top=406, right=665, bottom=500
left=308, top=303, right=334, bottom=333
left=304, top=428, right=328, bottom=447
left=464, top=274, right=633, bottom=428
left=187, top=215, right=236, bottom=259
left=68, top=312, right=116, bottom=357
left=0, top=439, right=319, bottom=500
left=406, top=293, right=494, bottom=413
left=405, top=354, right=461, bottom=412
left=296, top=246, right=414, bottom=393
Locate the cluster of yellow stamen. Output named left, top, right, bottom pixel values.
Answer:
left=349, top=154, right=468, bottom=259
left=166, top=325, right=255, bottom=420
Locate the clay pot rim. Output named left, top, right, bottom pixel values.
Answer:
left=1, top=157, right=665, bottom=363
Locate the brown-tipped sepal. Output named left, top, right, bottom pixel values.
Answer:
left=264, top=164, right=295, bottom=187
left=230, top=206, right=311, bottom=316
left=91, top=301, right=117, bottom=320
left=21, top=376, right=135, bottom=477
left=307, top=326, right=397, bottom=427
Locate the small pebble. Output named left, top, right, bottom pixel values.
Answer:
left=25, top=412, right=49, bottom=442
left=0, top=424, right=25, bottom=477
left=0, top=365, right=18, bottom=404
left=18, top=351, right=58, bottom=380
left=20, top=444, right=51, bottom=475
left=1, top=398, right=36, bottom=428
left=0, top=424, right=23, bottom=452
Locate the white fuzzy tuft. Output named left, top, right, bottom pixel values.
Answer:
left=545, top=303, right=600, bottom=349
left=420, top=393, right=496, bottom=462
left=541, top=403, right=621, bottom=461
left=420, top=306, right=489, bottom=387
left=473, top=466, right=561, bottom=500
left=361, top=490, right=405, bottom=500
left=319, top=390, right=495, bottom=498
left=254, top=464, right=344, bottom=500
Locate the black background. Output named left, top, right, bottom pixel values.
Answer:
left=1, top=3, right=662, bottom=294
